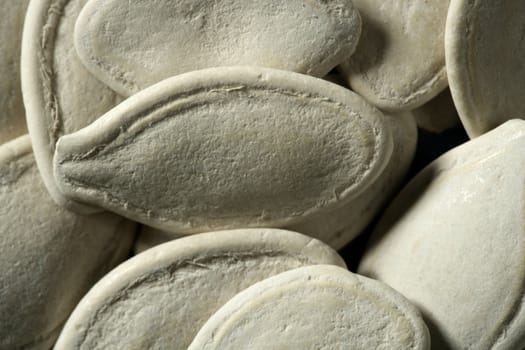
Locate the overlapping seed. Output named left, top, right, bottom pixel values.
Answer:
left=446, top=1, right=525, bottom=138
left=1, top=0, right=524, bottom=348
left=0, top=136, right=135, bottom=350
left=360, top=120, right=525, bottom=350
left=74, top=0, right=362, bottom=96
left=22, top=0, right=122, bottom=211
left=54, top=229, right=345, bottom=349
left=189, top=265, right=430, bottom=350
left=53, top=66, right=393, bottom=239
left=339, top=0, right=450, bottom=112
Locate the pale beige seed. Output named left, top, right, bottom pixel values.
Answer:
left=446, top=0, right=525, bottom=138
left=21, top=0, right=122, bottom=211
left=54, top=229, right=345, bottom=350
left=0, top=135, right=135, bottom=349
left=339, top=0, right=449, bottom=112
left=189, top=265, right=430, bottom=350
left=74, top=0, right=362, bottom=96
left=360, top=120, right=525, bottom=349
left=53, top=67, right=393, bottom=245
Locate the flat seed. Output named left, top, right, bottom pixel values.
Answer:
left=54, top=229, right=345, bottom=350
left=74, top=0, right=362, bottom=96
left=188, top=265, right=430, bottom=350
left=339, top=0, right=449, bottom=112
left=359, top=120, right=525, bottom=349
left=53, top=67, right=393, bottom=241
left=446, top=0, right=525, bottom=138
left=21, top=0, right=122, bottom=211
left=0, top=135, right=135, bottom=349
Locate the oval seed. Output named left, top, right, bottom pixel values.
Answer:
left=446, top=0, right=525, bottom=137
left=189, top=265, right=430, bottom=350
left=21, top=0, right=122, bottom=211
left=360, top=120, right=525, bottom=349
left=54, top=229, right=345, bottom=350
left=339, top=0, right=449, bottom=112
left=0, top=135, right=135, bottom=349
left=53, top=66, right=393, bottom=237
left=74, top=0, right=362, bottom=96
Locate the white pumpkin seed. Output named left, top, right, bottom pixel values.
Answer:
left=54, top=229, right=345, bottom=350
left=360, top=120, right=525, bottom=349
left=339, top=0, right=449, bottom=112
left=21, top=0, right=122, bottom=211
left=189, top=265, right=430, bottom=350
left=53, top=67, right=393, bottom=243
left=0, top=135, right=135, bottom=349
left=446, top=0, right=525, bottom=137
left=74, top=0, right=362, bottom=96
